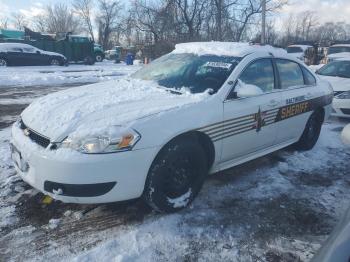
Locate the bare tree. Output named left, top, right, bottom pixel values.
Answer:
left=11, top=12, right=28, bottom=31
left=0, top=17, right=9, bottom=29
left=96, top=0, right=123, bottom=49
left=32, top=14, right=47, bottom=32
left=211, top=0, right=238, bottom=40
left=32, top=3, right=81, bottom=33
left=133, top=0, right=175, bottom=44
left=228, top=0, right=287, bottom=42
left=174, top=0, right=208, bottom=41
left=73, top=0, right=95, bottom=41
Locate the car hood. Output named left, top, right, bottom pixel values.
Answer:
left=318, top=75, right=350, bottom=92
left=327, top=52, right=350, bottom=59
left=21, top=78, right=208, bottom=142
left=41, top=50, right=66, bottom=59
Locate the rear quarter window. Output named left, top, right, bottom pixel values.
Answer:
left=276, top=59, right=304, bottom=89
left=301, top=66, right=316, bottom=85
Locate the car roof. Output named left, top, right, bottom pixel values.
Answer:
left=0, top=43, right=34, bottom=48
left=288, top=45, right=313, bottom=50
left=172, top=42, right=287, bottom=58
left=331, top=44, right=350, bottom=47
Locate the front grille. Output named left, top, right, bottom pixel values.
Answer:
left=340, top=108, right=350, bottom=115
left=334, top=91, right=345, bottom=96
left=20, top=119, right=51, bottom=148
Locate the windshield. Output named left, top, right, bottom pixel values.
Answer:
left=317, top=61, right=350, bottom=78
left=132, top=53, right=241, bottom=94
left=328, top=46, right=350, bottom=55
left=287, top=47, right=303, bottom=53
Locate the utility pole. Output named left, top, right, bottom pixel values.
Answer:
left=261, top=0, right=266, bottom=45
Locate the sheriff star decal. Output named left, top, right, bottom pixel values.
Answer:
left=253, top=108, right=266, bottom=132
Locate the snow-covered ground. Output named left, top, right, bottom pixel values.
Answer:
left=0, top=62, right=349, bottom=261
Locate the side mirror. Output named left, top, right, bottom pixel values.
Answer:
left=36, top=50, right=41, bottom=54
left=235, top=80, right=264, bottom=98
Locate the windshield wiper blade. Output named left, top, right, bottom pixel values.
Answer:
left=161, top=87, right=184, bottom=95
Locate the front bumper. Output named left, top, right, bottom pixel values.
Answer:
left=331, top=99, right=350, bottom=119
left=11, top=123, right=159, bottom=204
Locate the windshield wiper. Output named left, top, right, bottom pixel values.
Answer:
left=160, top=87, right=184, bottom=95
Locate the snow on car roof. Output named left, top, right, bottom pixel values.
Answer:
left=331, top=44, right=350, bottom=47
left=0, top=43, right=35, bottom=51
left=288, top=44, right=313, bottom=50
left=172, top=42, right=287, bottom=57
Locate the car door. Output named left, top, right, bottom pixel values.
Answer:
left=220, top=58, right=282, bottom=163
left=21, top=46, right=40, bottom=65
left=6, top=47, right=25, bottom=65
left=274, top=59, right=316, bottom=143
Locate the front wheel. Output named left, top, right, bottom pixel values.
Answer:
left=293, top=110, right=323, bottom=151
left=143, top=136, right=208, bottom=213
left=0, top=58, right=8, bottom=67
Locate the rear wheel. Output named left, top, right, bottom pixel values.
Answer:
left=84, top=56, right=95, bottom=65
left=143, top=136, right=208, bottom=213
left=293, top=110, right=323, bottom=151
left=0, top=58, right=7, bottom=67
left=95, top=54, right=103, bottom=62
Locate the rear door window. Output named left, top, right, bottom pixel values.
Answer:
left=9, top=47, right=23, bottom=52
left=276, top=59, right=304, bottom=89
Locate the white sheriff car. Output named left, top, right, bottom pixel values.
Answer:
left=11, top=42, right=333, bottom=212
left=316, top=59, right=350, bottom=118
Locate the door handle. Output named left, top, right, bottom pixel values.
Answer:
left=268, top=99, right=280, bottom=107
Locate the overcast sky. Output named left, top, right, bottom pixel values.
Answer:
left=1, top=0, right=350, bottom=30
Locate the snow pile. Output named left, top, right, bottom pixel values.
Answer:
left=0, top=205, right=18, bottom=227
left=167, top=189, right=192, bottom=208
left=0, top=61, right=139, bottom=88
left=21, top=78, right=209, bottom=140
left=341, top=124, right=350, bottom=145
left=309, top=64, right=325, bottom=72
left=288, top=45, right=312, bottom=51
left=173, top=42, right=287, bottom=57
left=235, top=80, right=264, bottom=97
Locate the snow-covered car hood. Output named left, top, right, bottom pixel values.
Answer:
left=317, top=75, right=350, bottom=92
left=327, top=52, right=350, bottom=60
left=21, top=78, right=208, bottom=142
left=41, top=50, right=66, bottom=58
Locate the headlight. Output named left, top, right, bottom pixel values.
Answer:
left=60, top=127, right=141, bottom=154
left=336, top=91, right=350, bottom=99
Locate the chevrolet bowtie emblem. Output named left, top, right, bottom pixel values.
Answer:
left=23, top=128, right=30, bottom=136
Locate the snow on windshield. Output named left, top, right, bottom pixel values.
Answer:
left=132, top=53, right=241, bottom=94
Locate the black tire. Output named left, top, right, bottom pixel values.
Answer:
left=293, top=110, right=323, bottom=151
left=95, top=54, right=103, bottom=62
left=0, top=58, right=8, bottom=67
left=84, top=56, right=95, bottom=65
left=143, top=136, right=208, bottom=213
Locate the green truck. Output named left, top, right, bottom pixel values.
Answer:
left=0, top=28, right=104, bottom=64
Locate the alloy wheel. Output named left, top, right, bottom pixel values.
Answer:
left=0, top=59, right=7, bottom=67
